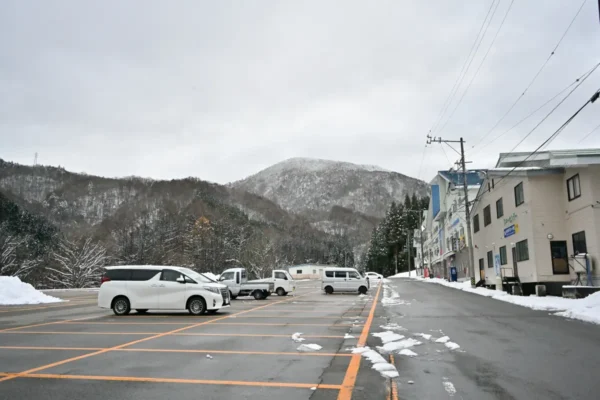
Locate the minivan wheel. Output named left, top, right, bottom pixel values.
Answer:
left=112, top=296, right=130, bottom=316
left=188, top=297, right=207, bottom=315
left=358, top=286, right=368, bottom=295
left=276, top=287, right=287, bottom=296
left=253, top=290, right=264, bottom=300
left=324, top=286, right=333, bottom=294
left=135, top=309, right=148, bottom=314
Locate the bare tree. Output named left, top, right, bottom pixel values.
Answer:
left=0, top=225, right=41, bottom=278
left=48, top=237, right=107, bottom=288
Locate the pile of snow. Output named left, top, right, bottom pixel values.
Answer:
left=297, top=344, right=322, bottom=352
left=435, top=336, right=450, bottom=344
left=352, top=347, right=399, bottom=379
left=414, top=333, right=432, bottom=340
left=409, top=277, right=600, bottom=325
left=380, top=323, right=407, bottom=331
left=399, top=349, right=418, bottom=357
left=381, top=285, right=410, bottom=306
left=0, top=277, right=63, bottom=305
left=445, top=342, right=461, bottom=350
left=554, top=292, right=600, bottom=324
left=388, top=271, right=419, bottom=278
left=372, top=331, right=405, bottom=344
left=378, top=338, right=422, bottom=353
left=292, top=332, right=305, bottom=342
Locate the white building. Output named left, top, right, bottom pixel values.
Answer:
left=471, top=149, right=600, bottom=295
left=288, top=264, right=330, bottom=280
left=420, top=170, right=483, bottom=280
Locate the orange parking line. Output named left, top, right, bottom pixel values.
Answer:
left=0, top=372, right=342, bottom=389
left=0, top=290, right=318, bottom=383
left=210, top=322, right=360, bottom=327
left=0, top=317, right=88, bottom=333
left=0, top=331, right=345, bottom=339
left=0, top=345, right=350, bottom=357
left=337, top=283, right=382, bottom=400
left=389, top=354, right=399, bottom=400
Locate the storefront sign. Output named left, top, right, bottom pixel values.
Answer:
left=503, top=213, right=517, bottom=226
left=503, top=224, right=519, bottom=238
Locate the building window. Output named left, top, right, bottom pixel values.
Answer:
left=296, top=269, right=302, bottom=274
left=567, top=174, right=581, bottom=201
left=487, top=251, right=493, bottom=268
left=496, top=198, right=504, bottom=218
left=515, top=240, right=529, bottom=262
left=514, top=182, right=524, bottom=206
left=572, top=231, right=587, bottom=255
left=473, top=214, right=480, bottom=233
left=550, top=241, right=569, bottom=275
left=483, top=205, right=491, bottom=226
left=499, top=246, right=507, bottom=265
left=313, top=269, right=316, bottom=274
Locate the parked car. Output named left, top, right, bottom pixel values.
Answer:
left=250, top=269, right=296, bottom=296
left=218, top=267, right=274, bottom=300
left=98, top=265, right=229, bottom=316
left=321, top=267, right=370, bottom=295
left=365, top=272, right=384, bottom=281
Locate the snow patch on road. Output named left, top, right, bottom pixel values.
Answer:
left=414, top=333, right=432, bottom=340
left=445, top=342, right=460, bottom=350
left=0, top=277, right=63, bottom=305
left=381, top=284, right=411, bottom=306
left=377, top=338, right=422, bottom=353
left=292, top=332, right=305, bottom=342
left=435, top=336, right=450, bottom=343
left=398, top=349, right=418, bottom=357
left=443, top=379, right=456, bottom=396
left=372, top=331, right=405, bottom=344
left=379, top=323, right=407, bottom=331
left=297, top=344, right=322, bottom=352
left=344, top=333, right=355, bottom=339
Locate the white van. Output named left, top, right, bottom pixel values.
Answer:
left=321, top=267, right=370, bottom=295
left=98, top=266, right=229, bottom=315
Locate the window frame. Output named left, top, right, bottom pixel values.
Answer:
left=334, top=271, right=347, bottom=279
left=499, top=246, right=508, bottom=265
left=473, top=214, right=480, bottom=233
left=296, top=269, right=303, bottom=274
left=483, top=205, right=491, bottom=227
left=567, top=174, right=581, bottom=201
left=496, top=198, right=504, bottom=219
left=515, top=239, right=529, bottom=262
left=487, top=250, right=494, bottom=269
left=572, top=231, right=587, bottom=255
left=514, top=182, right=524, bottom=207
left=550, top=241, right=569, bottom=275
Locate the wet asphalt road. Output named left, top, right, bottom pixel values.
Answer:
left=0, top=282, right=390, bottom=400
left=382, top=278, right=600, bottom=400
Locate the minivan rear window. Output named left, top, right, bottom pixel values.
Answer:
left=325, top=271, right=334, bottom=278
left=334, top=271, right=347, bottom=278
left=131, top=269, right=159, bottom=281
left=106, top=269, right=131, bottom=280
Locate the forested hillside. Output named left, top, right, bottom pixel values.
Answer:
left=0, top=159, right=354, bottom=288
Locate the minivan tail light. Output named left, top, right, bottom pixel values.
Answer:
left=101, top=275, right=111, bottom=285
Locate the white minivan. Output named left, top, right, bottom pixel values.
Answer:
left=321, top=267, right=370, bottom=295
left=98, top=265, right=229, bottom=316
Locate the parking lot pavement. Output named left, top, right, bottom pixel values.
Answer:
left=0, top=281, right=390, bottom=400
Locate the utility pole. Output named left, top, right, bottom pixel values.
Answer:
left=419, top=211, right=424, bottom=276
left=406, top=230, right=411, bottom=277
left=427, top=135, right=476, bottom=287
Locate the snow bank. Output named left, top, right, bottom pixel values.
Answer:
left=389, top=271, right=419, bottom=278
left=0, top=276, right=63, bottom=305
left=409, top=276, right=600, bottom=325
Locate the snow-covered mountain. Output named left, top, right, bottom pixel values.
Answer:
left=232, top=157, right=428, bottom=218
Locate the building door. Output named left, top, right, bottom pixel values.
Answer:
left=478, top=258, right=485, bottom=281
left=550, top=241, right=569, bottom=274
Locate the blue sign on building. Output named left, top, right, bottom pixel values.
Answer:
left=504, top=224, right=518, bottom=238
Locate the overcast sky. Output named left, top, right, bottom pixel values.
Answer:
left=1, top=0, right=599, bottom=184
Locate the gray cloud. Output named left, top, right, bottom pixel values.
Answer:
left=1, top=0, right=599, bottom=183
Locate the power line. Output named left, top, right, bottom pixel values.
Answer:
left=578, top=123, right=600, bottom=143
left=428, top=0, right=499, bottom=136
left=473, top=0, right=589, bottom=147
left=440, top=143, right=454, bottom=167
left=507, top=63, right=599, bottom=152
left=416, top=144, right=428, bottom=180
left=437, top=0, right=512, bottom=135
left=478, top=62, right=600, bottom=150
left=457, top=87, right=600, bottom=213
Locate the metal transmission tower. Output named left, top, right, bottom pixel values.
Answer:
left=426, top=135, right=476, bottom=287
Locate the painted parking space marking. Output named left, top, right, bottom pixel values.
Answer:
left=0, top=331, right=346, bottom=339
